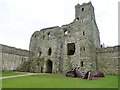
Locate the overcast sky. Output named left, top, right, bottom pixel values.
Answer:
left=0, top=0, right=119, bottom=50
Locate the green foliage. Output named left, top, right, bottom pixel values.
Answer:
left=2, top=74, right=118, bottom=88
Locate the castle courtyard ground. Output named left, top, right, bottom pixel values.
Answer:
left=0, top=72, right=118, bottom=88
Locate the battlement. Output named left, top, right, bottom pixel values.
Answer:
left=75, top=1, right=95, bottom=21
left=75, top=1, right=93, bottom=7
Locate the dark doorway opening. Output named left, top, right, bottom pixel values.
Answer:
left=46, top=59, right=52, bottom=73
left=67, top=43, right=75, bottom=55
left=41, top=67, right=43, bottom=73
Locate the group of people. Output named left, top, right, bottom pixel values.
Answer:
left=66, top=67, right=105, bottom=80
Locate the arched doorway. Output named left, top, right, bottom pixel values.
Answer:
left=46, top=59, right=52, bottom=73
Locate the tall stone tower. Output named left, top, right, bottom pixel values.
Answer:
left=74, top=2, right=100, bottom=71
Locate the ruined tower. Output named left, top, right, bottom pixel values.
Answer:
left=74, top=2, right=100, bottom=71
left=29, top=2, right=100, bottom=73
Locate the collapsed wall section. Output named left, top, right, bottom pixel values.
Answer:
left=0, top=44, right=30, bottom=71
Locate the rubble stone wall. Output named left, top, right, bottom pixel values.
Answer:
left=97, top=46, right=119, bottom=75
left=0, top=44, right=30, bottom=71
left=29, top=2, right=101, bottom=73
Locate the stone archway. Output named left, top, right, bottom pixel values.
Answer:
left=46, top=59, right=52, bottom=73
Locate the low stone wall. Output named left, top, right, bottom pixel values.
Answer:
left=0, top=44, right=30, bottom=71
left=96, top=46, right=119, bottom=75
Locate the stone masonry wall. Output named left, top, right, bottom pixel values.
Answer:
left=0, top=44, right=30, bottom=71
left=29, top=2, right=101, bottom=73
left=96, top=46, right=119, bottom=75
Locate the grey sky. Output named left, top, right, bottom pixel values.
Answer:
left=0, top=0, right=118, bottom=50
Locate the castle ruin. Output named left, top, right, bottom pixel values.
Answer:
left=0, top=2, right=119, bottom=75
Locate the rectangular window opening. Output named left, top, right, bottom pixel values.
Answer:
left=67, top=43, right=75, bottom=55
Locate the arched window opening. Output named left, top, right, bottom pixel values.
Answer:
left=63, top=28, right=68, bottom=35
left=76, top=17, right=79, bottom=21
left=82, top=8, right=84, bottom=11
left=64, top=30, right=68, bottom=35
left=83, top=47, right=85, bottom=51
left=48, top=32, right=51, bottom=37
left=48, top=48, right=52, bottom=55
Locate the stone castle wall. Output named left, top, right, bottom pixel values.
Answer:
left=0, top=44, right=30, bottom=71
left=97, top=46, right=119, bottom=75
left=29, top=2, right=101, bottom=73
left=1, top=43, right=119, bottom=75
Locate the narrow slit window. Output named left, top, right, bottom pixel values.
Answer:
left=81, top=61, right=83, bottom=67
left=48, top=32, right=51, bottom=37
left=83, top=47, right=85, bottom=51
left=43, top=35, right=45, bottom=39
left=81, top=19, right=83, bottom=23
left=83, top=31, right=85, bottom=35
left=38, top=51, right=42, bottom=57
left=48, top=48, right=52, bottom=55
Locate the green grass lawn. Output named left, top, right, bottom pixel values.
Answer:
left=0, top=72, right=24, bottom=77
left=2, top=74, right=118, bottom=88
